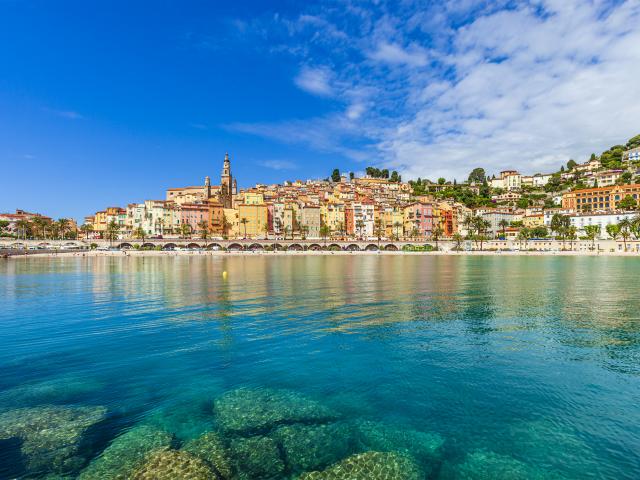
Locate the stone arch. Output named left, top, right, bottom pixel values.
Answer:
left=117, top=243, right=133, bottom=249
left=365, top=244, right=379, bottom=251
left=12, top=242, right=25, bottom=248
left=207, top=243, right=223, bottom=251
left=38, top=242, right=52, bottom=248
left=186, top=243, right=201, bottom=249
left=162, top=243, right=177, bottom=250
left=327, top=243, right=342, bottom=251
left=288, top=243, right=303, bottom=251
left=228, top=243, right=244, bottom=251
left=308, top=243, right=322, bottom=251
left=248, top=243, right=264, bottom=251
left=384, top=244, right=399, bottom=251
left=272, top=243, right=286, bottom=251
left=345, top=244, right=361, bottom=251
left=141, top=242, right=156, bottom=249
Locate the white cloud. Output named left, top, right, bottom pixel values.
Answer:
left=368, top=42, right=428, bottom=67
left=294, top=66, right=333, bottom=96
left=258, top=159, right=298, bottom=170
left=47, top=108, right=84, bottom=120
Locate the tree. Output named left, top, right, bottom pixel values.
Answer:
left=550, top=213, right=570, bottom=249
left=606, top=223, right=620, bottom=241
left=438, top=177, right=446, bottom=185
left=239, top=217, right=248, bottom=239
left=617, top=195, right=637, bottom=210
left=198, top=220, right=209, bottom=240
left=374, top=219, right=384, bottom=246
left=516, top=197, right=530, bottom=209
left=626, top=133, right=640, bottom=150
left=390, top=171, right=399, bottom=182
left=221, top=214, right=230, bottom=239
left=57, top=218, right=70, bottom=240
left=432, top=226, right=443, bottom=250
left=180, top=223, right=191, bottom=239
left=331, top=168, right=341, bottom=182
left=319, top=224, right=330, bottom=246
left=15, top=219, right=31, bottom=240
left=0, top=220, right=10, bottom=237
left=566, top=225, right=577, bottom=250
left=618, top=218, right=632, bottom=251
left=498, top=219, right=509, bottom=239
left=567, top=159, right=577, bottom=170
left=80, top=223, right=93, bottom=240
left=355, top=219, right=365, bottom=239
left=393, top=221, right=402, bottom=240
left=468, top=168, right=486, bottom=184
left=452, top=233, right=463, bottom=251
left=349, top=172, right=355, bottom=181
left=517, top=227, right=532, bottom=249
left=262, top=222, right=270, bottom=240
left=106, top=220, right=120, bottom=246
left=133, top=226, right=146, bottom=242
left=584, top=225, right=600, bottom=250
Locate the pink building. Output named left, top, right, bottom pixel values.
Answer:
left=180, top=203, right=210, bottom=235
left=403, top=202, right=435, bottom=238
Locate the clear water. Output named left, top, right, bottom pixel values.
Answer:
left=1, top=256, right=639, bottom=479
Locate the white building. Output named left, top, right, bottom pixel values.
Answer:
left=569, top=212, right=638, bottom=239
left=623, top=147, right=640, bottom=163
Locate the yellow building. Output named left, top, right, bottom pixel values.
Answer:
left=320, top=202, right=346, bottom=235
left=523, top=214, right=544, bottom=228
left=223, top=208, right=239, bottom=238
left=93, top=211, right=107, bottom=232
left=243, top=191, right=265, bottom=205
left=237, top=204, right=268, bottom=238
left=380, top=206, right=403, bottom=238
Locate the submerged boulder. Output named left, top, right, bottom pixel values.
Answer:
left=228, top=435, right=285, bottom=479
left=0, top=376, right=104, bottom=408
left=131, top=449, right=217, bottom=480
left=450, top=449, right=548, bottom=480
left=213, top=388, right=338, bottom=434
left=183, top=431, right=233, bottom=479
left=78, top=424, right=174, bottom=480
left=353, top=420, right=444, bottom=471
left=0, top=405, right=107, bottom=474
left=297, top=451, right=423, bottom=480
left=272, top=422, right=354, bottom=473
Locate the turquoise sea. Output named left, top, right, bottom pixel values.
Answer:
left=0, top=255, right=639, bottom=479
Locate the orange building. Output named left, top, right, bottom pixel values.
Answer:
left=562, top=184, right=640, bottom=211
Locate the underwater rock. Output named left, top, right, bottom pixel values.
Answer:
left=297, top=451, right=423, bottom=480
left=213, top=388, right=338, bottom=434
left=0, top=376, right=104, bottom=408
left=183, top=431, right=233, bottom=479
left=0, top=405, right=107, bottom=474
left=228, top=435, right=285, bottom=479
left=353, top=420, right=444, bottom=473
left=132, top=449, right=217, bottom=480
left=450, top=449, right=548, bottom=480
left=78, top=424, right=174, bottom=480
left=143, top=400, right=216, bottom=443
left=272, top=422, right=354, bottom=473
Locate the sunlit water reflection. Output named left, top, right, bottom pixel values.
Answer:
left=0, top=256, right=639, bottom=479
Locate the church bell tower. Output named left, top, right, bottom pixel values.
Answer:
left=220, top=152, right=233, bottom=208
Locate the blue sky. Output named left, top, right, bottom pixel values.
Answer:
left=1, top=0, right=639, bottom=221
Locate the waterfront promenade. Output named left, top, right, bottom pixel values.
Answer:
left=2, top=237, right=640, bottom=255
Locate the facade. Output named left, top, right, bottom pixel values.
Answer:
left=180, top=203, right=210, bottom=236
left=569, top=212, right=638, bottom=239
left=403, top=202, right=435, bottom=238
left=481, top=210, right=519, bottom=237
left=623, top=146, right=640, bottom=163
left=562, top=184, right=640, bottom=211
left=237, top=204, right=268, bottom=238
left=300, top=206, right=321, bottom=239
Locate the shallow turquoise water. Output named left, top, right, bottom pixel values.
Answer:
left=0, top=255, right=639, bottom=479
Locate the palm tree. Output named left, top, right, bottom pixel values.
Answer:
left=618, top=218, right=632, bottom=251
left=319, top=224, right=330, bottom=246
left=498, top=219, right=509, bottom=239
left=355, top=219, right=365, bottom=239
left=57, top=218, right=70, bottom=240
left=432, top=226, right=444, bottom=250
left=198, top=220, right=209, bottom=240
left=180, top=223, right=192, bottom=239
left=106, top=220, right=120, bottom=246
left=393, top=221, right=402, bottom=241
left=239, top=217, right=248, bottom=239
left=221, top=214, right=230, bottom=239
left=283, top=225, right=291, bottom=241
left=584, top=225, right=600, bottom=251
left=133, top=226, right=146, bottom=242
left=156, top=218, right=165, bottom=236
left=517, top=227, right=531, bottom=249
left=566, top=225, right=577, bottom=250
left=262, top=222, right=270, bottom=240
left=374, top=219, right=384, bottom=247
left=31, top=217, right=47, bottom=239
left=15, top=219, right=31, bottom=240
left=452, top=233, right=463, bottom=251
left=80, top=223, right=93, bottom=240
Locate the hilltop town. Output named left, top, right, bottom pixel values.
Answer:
left=2, top=134, right=640, bottom=246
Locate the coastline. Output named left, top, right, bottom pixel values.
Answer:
left=4, top=249, right=640, bottom=258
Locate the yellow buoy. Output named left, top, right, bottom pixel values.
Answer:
left=222, top=271, right=228, bottom=279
